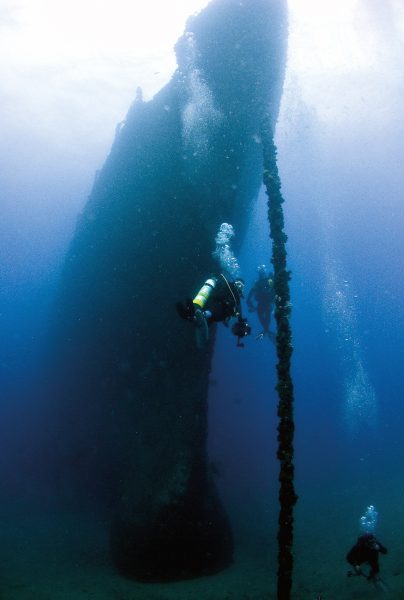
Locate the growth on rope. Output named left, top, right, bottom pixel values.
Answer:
left=261, top=116, right=298, bottom=600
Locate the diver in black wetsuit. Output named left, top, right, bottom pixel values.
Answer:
left=176, top=273, right=251, bottom=348
left=346, top=533, right=387, bottom=582
left=247, top=265, right=275, bottom=340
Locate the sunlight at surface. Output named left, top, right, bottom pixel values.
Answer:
left=0, top=0, right=210, bottom=180
left=288, top=0, right=369, bottom=71
left=0, top=0, right=208, bottom=129
left=3, top=0, right=209, bottom=61
left=285, top=0, right=404, bottom=124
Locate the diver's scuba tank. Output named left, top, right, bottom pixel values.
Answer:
left=193, top=278, right=216, bottom=310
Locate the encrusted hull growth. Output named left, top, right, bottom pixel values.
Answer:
left=111, top=476, right=233, bottom=581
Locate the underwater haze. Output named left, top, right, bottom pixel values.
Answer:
left=1, top=0, right=404, bottom=598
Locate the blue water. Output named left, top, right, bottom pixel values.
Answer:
left=1, top=135, right=403, bottom=598
left=206, top=88, right=404, bottom=596
left=1, top=4, right=404, bottom=600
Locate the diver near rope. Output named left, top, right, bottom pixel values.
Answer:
left=346, top=533, right=388, bottom=585
left=176, top=273, right=251, bottom=348
left=247, top=264, right=275, bottom=340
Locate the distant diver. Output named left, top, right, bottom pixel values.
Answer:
left=176, top=273, right=251, bottom=348
left=346, top=533, right=388, bottom=585
left=247, top=264, right=275, bottom=341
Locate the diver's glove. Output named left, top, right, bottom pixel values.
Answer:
left=232, top=317, right=251, bottom=347
left=232, top=318, right=251, bottom=338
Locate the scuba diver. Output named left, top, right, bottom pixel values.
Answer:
left=176, top=273, right=251, bottom=348
left=247, top=265, right=275, bottom=341
left=346, top=533, right=388, bottom=584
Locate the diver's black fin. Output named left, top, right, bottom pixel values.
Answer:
left=194, top=309, right=209, bottom=348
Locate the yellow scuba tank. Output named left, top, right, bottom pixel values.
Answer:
left=193, top=278, right=216, bottom=309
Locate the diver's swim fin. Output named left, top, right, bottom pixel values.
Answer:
left=372, top=576, right=388, bottom=593
left=194, top=309, right=209, bottom=349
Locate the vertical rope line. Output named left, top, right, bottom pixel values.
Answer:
left=261, top=118, right=298, bottom=599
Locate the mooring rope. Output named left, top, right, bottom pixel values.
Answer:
left=261, top=117, right=298, bottom=600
